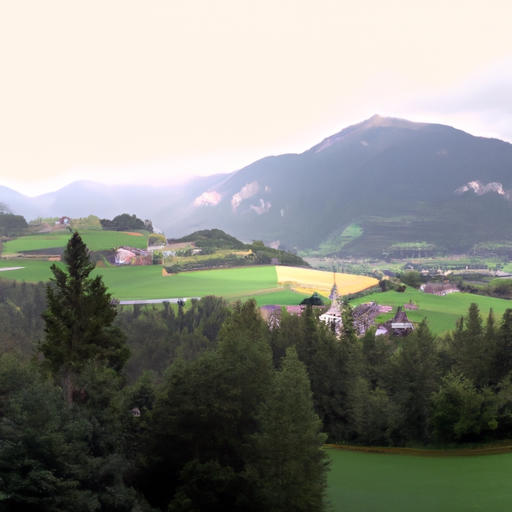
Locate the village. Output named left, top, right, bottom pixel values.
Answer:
left=260, top=280, right=420, bottom=338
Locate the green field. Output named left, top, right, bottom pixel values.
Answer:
left=351, top=288, right=512, bottom=334
left=3, top=259, right=512, bottom=320
left=102, top=265, right=281, bottom=300
left=0, top=260, right=310, bottom=305
left=0, top=260, right=58, bottom=282
left=2, top=230, right=149, bottom=253
left=327, top=447, right=512, bottom=512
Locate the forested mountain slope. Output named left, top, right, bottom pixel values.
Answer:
left=4, top=115, right=512, bottom=256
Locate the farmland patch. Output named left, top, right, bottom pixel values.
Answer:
left=276, top=266, right=378, bottom=297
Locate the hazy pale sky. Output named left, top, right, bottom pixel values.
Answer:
left=1, top=1, right=512, bottom=196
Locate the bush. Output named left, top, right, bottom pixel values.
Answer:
left=0, top=214, right=28, bottom=236
left=398, top=270, right=424, bottom=288
left=148, top=234, right=167, bottom=246
left=164, top=264, right=182, bottom=274
left=100, top=213, right=145, bottom=231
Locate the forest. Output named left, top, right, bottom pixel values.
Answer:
left=0, top=233, right=327, bottom=511
left=2, top=233, right=512, bottom=510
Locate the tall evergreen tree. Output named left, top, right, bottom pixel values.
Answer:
left=39, top=232, right=129, bottom=404
left=385, top=320, right=440, bottom=443
left=247, top=347, right=329, bottom=512
left=140, top=300, right=274, bottom=510
left=449, top=304, right=496, bottom=388
left=491, top=309, right=512, bottom=384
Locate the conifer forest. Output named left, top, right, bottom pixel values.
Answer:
left=2, top=233, right=512, bottom=510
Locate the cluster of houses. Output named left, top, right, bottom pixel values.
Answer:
left=260, top=281, right=416, bottom=338
left=419, top=283, right=459, bottom=296
left=115, top=246, right=152, bottom=265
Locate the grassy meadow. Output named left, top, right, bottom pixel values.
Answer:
left=0, top=261, right=314, bottom=305
left=2, top=230, right=148, bottom=254
left=327, top=447, right=512, bottom=512
left=2, top=257, right=512, bottom=325
left=3, top=228, right=509, bottom=325
left=351, top=288, right=512, bottom=334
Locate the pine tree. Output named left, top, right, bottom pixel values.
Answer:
left=491, top=308, right=512, bottom=384
left=449, top=303, right=496, bottom=388
left=385, top=319, right=440, bottom=443
left=247, top=347, right=329, bottom=512
left=39, top=232, right=129, bottom=404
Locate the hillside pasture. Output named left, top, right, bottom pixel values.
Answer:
left=103, top=265, right=281, bottom=301
left=2, top=230, right=149, bottom=255
left=351, top=288, right=512, bottom=334
left=0, top=259, right=61, bottom=282
left=327, top=447, right=512, bottom=512
left=0, top=261, right=308, bottom=305
left=0, top=261, right=270, bottom=298
left=276, top=266, right=378, bottom=296
left=2, top=259, right=512, bottom=325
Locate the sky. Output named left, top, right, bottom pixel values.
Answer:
left=1, top=1, right=512, bottom=197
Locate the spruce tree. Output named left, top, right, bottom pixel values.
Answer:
left=247, top=347, right=329, bottom=512
left=39, top=232, right=129, bottom=404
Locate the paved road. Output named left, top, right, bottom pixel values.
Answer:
left=119, top=297, right=201, bottom=305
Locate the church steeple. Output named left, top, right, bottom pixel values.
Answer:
left=329, top=272, right=338, bottom=301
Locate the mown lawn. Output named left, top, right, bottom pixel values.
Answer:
left=327, top=447, right=512, bottom=512
left=351, top=288, right=512, bottom=334
left=2, top=230, right=149, bottom=253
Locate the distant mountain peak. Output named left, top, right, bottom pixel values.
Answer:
left=311, top=115, right=427, bottom=153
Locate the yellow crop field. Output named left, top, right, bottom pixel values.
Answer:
left=276, top=266, right=378, bottom=297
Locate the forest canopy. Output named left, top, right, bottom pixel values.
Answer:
left=0, top=233, right=328, bottom=511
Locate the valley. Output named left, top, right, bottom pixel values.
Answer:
left=3, top=223, right=512, bottom=337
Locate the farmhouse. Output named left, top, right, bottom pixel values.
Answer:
left=378, top=306, right=414, bottom=336
left=420, top=283, right=459, bottom=296
left=57, top=216, right=71, bottom=225
left=260, top=305, right=281, bottom=330
left=353, top=302, right=380, bottom=336
left=115, top=246, right=151, bottom=265
left=391, top=307, right=414, bottom=331
left=495, top=270, right=512, bottom=278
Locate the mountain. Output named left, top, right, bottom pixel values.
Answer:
left=4, top=115, right=512, bottom=257
left=1, top=175, right=227, bottom=235
left=180, top=115, right=512, bottom=256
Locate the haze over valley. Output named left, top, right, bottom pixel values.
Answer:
left=4, top=115, right=512, bottom=259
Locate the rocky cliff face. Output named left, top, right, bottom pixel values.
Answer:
left=455, top=181, right=512, bottom=201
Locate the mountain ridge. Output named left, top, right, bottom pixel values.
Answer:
left=3, top=115, right=512, bottom=257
